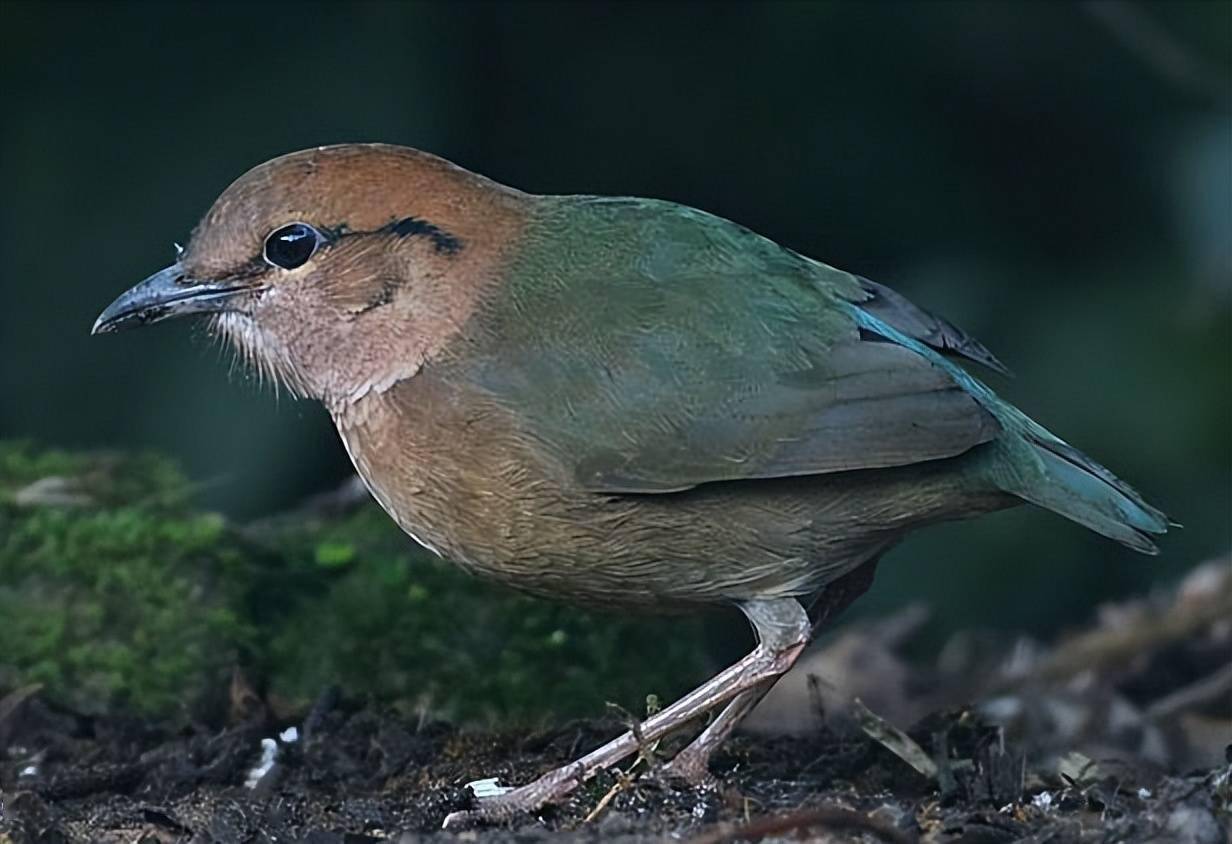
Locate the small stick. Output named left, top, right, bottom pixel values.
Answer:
left=583, top=695, right=664, bottom=825
left=991, top=587, right=1232, bottom=691
left=1145, top=661, right=1232, bottom=720
left=581, top=768, right=634, bottom=824
left=689, top=804, right=917, bottom=844
left=852, top=697, right=939, bottom=780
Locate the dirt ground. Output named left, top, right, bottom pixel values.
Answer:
left=1, top=692, right=1226, bottom=844
left=3, top=559, right=1230, bottom=843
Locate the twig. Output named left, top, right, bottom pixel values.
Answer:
left=689, top=805, right=917, bottom=844
left=1145, top=661, right=1232, bottom=721
left=0, top=684, right=43, bottom=749
left=582, top=767, right=637, bottom=824
left=296, top=475, right=371, bottom=517
left=301, top=685, right=339, bottom=743
left=990, top=587, right=1232, bottom=691
left=583, top=696, right=664, bottom=824
left=852, top=697, right=938, bottom=780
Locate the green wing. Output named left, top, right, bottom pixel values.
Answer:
left=463, top=196, right=1000, bottom=493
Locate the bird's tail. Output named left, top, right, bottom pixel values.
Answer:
left=846, top=305, right=1171, bottom=554
left=986, top=414, right=1170, bottom=555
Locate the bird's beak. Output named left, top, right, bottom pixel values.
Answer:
left=92, top=263, right=252, bottom=335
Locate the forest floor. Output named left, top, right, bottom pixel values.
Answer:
left=3, top=558, right=1230, bottom=844
left=1, top=700, right=1225, bottom=844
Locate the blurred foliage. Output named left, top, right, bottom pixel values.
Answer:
left=0, top=442, right=257, bottom=715
left=0, top=442, right=708, bottom=720
left=255, top=505, right=708, bottom=724
left=0, top=1, right=1228, bottom=653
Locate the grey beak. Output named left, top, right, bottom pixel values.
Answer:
left=92, top=264, right=251, bottom=335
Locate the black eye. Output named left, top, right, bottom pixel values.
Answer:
left=263, top=223, right=321, bottom=270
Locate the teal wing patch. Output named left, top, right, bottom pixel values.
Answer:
left=466, top=196, right=1001, bottom=495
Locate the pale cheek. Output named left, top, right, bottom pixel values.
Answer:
left=217, top=295, right=313, bottom=398
left=236, top=275, right=439, bottom=410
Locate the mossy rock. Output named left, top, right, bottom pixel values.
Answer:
left=0, top=440, right=710, bottom=722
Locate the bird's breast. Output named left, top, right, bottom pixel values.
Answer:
left=331, top=370, right=607, bottom=591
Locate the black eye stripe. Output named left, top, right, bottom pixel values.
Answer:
left=252, top=217, right=463, bottom=275
left=263, top=222, right=321, bottom=270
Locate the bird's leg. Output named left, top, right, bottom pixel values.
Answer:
left=660, top=558, right=884, bottom=785
left=441, top=597, right=810, bottom=829
left=658, top=680, right=774, bottom=785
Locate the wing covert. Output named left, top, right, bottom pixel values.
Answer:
left=461, top=195, right=1001, bottom=496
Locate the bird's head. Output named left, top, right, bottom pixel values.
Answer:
left=93, top=144, right=528, bottom=410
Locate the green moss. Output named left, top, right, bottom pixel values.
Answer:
left=0, top=440, right=193, bottom=509
left=257, top=506, right=710, bottom=722
left=0, top=440, right=710, bottom=722
left=312, top=540, right=357, bottom=568
left=0, top=442, right=261, bottom=715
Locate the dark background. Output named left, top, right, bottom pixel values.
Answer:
left=2, top=0, right=1229, bottom=637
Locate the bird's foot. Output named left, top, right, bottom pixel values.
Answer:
left=444, top=598, right=811, bottom=829
left=658, top=745, right=719, bottom=787
left=442, top=762, right=586, bottom=830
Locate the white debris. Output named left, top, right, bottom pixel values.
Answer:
left=244, top=737, right=279, bottom=788
left=465, top=777, right=512, bottom=799
left=279, top=726, right=299, bottom=744
left=19, top=765, right=38, bottom=778
left=14, top=476, right=92, bottom=508
left=980, top=695, right=1023, bottom=723
left=1032, top=791, right=1054, bottom=811
left=1138, top=787, right=1153, bottom=800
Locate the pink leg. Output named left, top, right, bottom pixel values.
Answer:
left=660, top=559, right=883, bottom=785
left=442, top=598, right=810, bottom=829
left=659, top=681, right=773, bottom=784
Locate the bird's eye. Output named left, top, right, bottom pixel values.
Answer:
left=263, top=223, right=321, bottom=270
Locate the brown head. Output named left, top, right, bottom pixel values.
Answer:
left=93, top=144, right=530, bottom=411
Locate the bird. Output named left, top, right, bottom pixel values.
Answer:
left=92, top=143, right=1168, bottom=827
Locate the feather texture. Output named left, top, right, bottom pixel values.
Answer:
left=458, top=196, right=998, bottom=495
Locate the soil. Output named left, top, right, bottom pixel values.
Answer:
left=4, top=557, right=1230, bottom=844
left=2, top=686, right=1226, bottom=844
